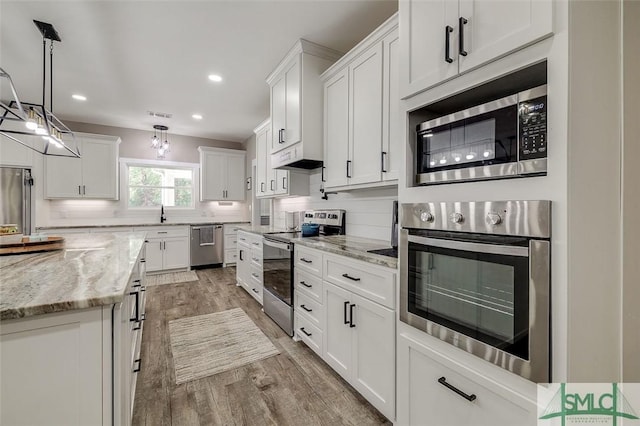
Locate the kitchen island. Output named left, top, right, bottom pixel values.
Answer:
left=0, top=232, right=147, bottom=426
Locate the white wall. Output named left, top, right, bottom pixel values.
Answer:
left=273, top=171, right=397, bottom=243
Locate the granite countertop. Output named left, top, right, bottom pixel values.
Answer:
left=235, top=224, right=293, bottom=235
left=294, top=235, right=398, bottom=269
left=0, top=232, right=146, bottom=320
left=36, top=221, right=249, bottom=230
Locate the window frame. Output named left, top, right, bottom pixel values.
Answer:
left=121, top=158, right=199, bottom=210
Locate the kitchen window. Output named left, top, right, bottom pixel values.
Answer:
left=126, top=164, right=194, bottom=208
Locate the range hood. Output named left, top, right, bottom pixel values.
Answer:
left=270, top=144, right=324, bottom=171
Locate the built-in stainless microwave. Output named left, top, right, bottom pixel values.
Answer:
left=416, top=85, right=547, bottom=185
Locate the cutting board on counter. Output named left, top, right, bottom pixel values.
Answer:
left=0, top=236, right=65, bottom=255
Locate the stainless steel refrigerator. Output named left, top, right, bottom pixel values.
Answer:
left=0, top=167, right=33, bottom=234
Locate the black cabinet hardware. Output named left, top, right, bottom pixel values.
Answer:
left=349, top=304, right=356, bottom=328
left=300, top=281, right=312, bottom=288
left=129, top=291, right=140, bottom=322
left=344, top=301, right=350, bottom=325
left=342, top=273, right=361, bottom=282
left=133, top=359, right=141, bottom=373
left=321, top=166, right=326, bottom=182
left=381, top=151, right=387, bottom=172
left=239, top=249, right=244, bottom=261
left=261, top=182, right=265, bottom=193
left=300, top=327, right=312, bottom=337
left=300, top=258, right=312, bottom=263
left=346, top=160, right=352, bottom=178
left=78, top=185, right=81, bottom=195
left=279, top=128, right=285, bottom=144
left=301, top=304, right=312, bottom=312
left=270, top=180, right=275, bottom=191
left=438, top=377, right=477, bottom=402
left=252, top=288, right=259, bottom=294
left=459, top=17, right=468, bottom=56
left=133, top=321, right=141, bottom=331
left=445, top=26, right=454, bottom=63
left=283, top=176, right=287, bottom=190
left=133, top=279, right=141, bottom=288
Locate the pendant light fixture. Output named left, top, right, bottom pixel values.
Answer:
left=151, top=125, right=170, bottom=159
left=0, top=20, right=79, bottom=158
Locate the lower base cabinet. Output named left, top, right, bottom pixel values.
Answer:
left=0, top=256, right=146, bottom=426
left=236, top=231, right=263, bottom=304
left=396, top=331, right=538, bottom=426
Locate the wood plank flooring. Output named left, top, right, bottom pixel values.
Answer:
left=132, top=267, right=391, bottom=426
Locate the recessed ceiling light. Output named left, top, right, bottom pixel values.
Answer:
left=192, top=114, right=203, bottom=120
left=72, top=94, right=87, bottom=101
left=208, top=74, right=222, bottom=82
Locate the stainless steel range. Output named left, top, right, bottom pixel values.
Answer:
left=262, top=210, right=345, bottom=336
left=400, top=200, right=551, bottom=382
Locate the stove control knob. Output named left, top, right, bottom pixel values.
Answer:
left=450, top=212, right=464, bottom=224
left=486, top=212, right=502, bottom=226
left=420, top=211, right=434, bottom=223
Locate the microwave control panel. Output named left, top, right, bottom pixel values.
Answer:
left=518, top=95, right=547, bottom=160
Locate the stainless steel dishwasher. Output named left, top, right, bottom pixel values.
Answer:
left=190, top=224, right=223, bottom=267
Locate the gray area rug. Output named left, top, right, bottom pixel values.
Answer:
left=168, top=308, right=280, bottom=384
left=146, top=271, right=198, bottom=286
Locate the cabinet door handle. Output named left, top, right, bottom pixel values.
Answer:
left=349, top=303, right=356, bottom=328
left=133, top=359, right=142, bottom=373
left=300, top=258, right=312, bottom=264
left=321, top=166, right=326, bottom=183
left=239, top=249, right=244, bottom=261
left=129, top=290, right=140, bottom=322
left=300, top=281, right=312, bottom=288
left=300, top=327, right=312, bottom=337
left=381, top=151, right=387, bottom=173
left=438, top=377, right=477, bottom=402
left=282, top=176, right=287, bottom=190
left=459, top=17, right=468, bottom=56
left=279, top=128, right=285, bottom=144
left=78, top=185, right=81, bottom=195
left=342, top=273, right=361, bottom=282
left=343, top=301, right=350, bottom=325
left=83, top=185, right=86, bottom=195
left=445, top=25, right=454, bottom=63
left=160, top=241, right=162, bottom=251
left=300, top=304, right=312, bottom=313
left=261, top=182, right=265, bottom=193
left=346, top=160, right=352, bottom=178
left=270, top=180, right=275, bottom=191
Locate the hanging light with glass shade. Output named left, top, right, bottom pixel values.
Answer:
left=151, top=125, right=170, bottom=159
left=0, top=20, right=80, bottom=158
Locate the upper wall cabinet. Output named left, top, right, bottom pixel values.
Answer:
left=267, top=39, right=343, bottom=169
left=399, top=0, right=553, bottom=98
left=44, top=133, right=120, bottom=199
left=254, top=119, right=309, bottom=199
left=199, top=147, right=246, bottom=201
left=0, top=134, right=34, bottom=167
left=322, top=14, right=399, bottom=191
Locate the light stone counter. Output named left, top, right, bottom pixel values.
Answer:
left=235, top=224, right=292, bottom=235
left=0, top=232, right=146, bottom=320
left=294, top=235, right=398, bottom=269
left=36, top=221, right=249, bottom=230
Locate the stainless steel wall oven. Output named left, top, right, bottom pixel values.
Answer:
left=400, top=200, right=551, bottom=382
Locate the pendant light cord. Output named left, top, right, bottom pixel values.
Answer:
left=42, top=37, right=46, bottom=108
left=50, top=41, right=54, bottom=112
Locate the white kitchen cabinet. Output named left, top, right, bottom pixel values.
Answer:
left=136, top=226, right=189, bottom=273
left=254, top=118, right=309, bottom=199
left=223, top=224, right=242, bottom=266
left=44, top=132, right=120, bottom=199
left=0, top=252, right=146, bottom=426
left=267, top=39, right=342, bottom=169
left=321, top=15, right=398, bottom=191
left=399, top=0, right=553, bottom=98
left=397, top=330, right=537, bottom=426
left=323, top=281, right=395, bottom=420
left=199, top=147, right=246, bottom=201
left=0, top=133, right=33, bottom=167
left=236, top=230, right=263, bottom=304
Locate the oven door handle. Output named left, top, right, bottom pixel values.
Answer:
left=263, top=238, right=291, bottom=252
left=407, top=235, right=529, bottom=257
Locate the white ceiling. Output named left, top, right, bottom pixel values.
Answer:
left=0, top=1, right=398, bottom=143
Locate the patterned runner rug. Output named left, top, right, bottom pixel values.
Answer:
left=168, top=308, right=280, bottom=384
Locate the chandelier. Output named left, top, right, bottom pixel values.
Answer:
left=151, top=125, right=170, bottom=159
left=0, top=20, right=79, bottom=158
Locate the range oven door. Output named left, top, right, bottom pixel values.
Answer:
left=262, top=238, right=293, bottom=305
left=400, top=229, right=550, bottom=382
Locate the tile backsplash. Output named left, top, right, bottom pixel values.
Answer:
left=273, top=171, right=397, bottom=243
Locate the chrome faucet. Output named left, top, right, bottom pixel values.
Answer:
left=160, top=205, right=167, bottom=223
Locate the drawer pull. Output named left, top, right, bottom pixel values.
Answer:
left=133, top=358, right=141, bottom=373
left=157, top=231, right=168, bottom=234
left=300, top=258, right=312, bottom=264
left=300, top=327, right=312, bottom=337
left=342, top=273, right=361, bottom=282
left=300, top=304, right=312, bottom=313
left=251, top=273, right=260, bottom=278
left=133, top=321, right=142, bottom=331
left=437, top=377, right=477, bottom=402
left=252, top=257, right=260, bottom=262
left=252, top=288, right=259, bottom=294
left=300, top=281, right=312, bottom=288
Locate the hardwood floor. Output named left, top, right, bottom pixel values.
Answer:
left=132, top=267, right=391, bottom=426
